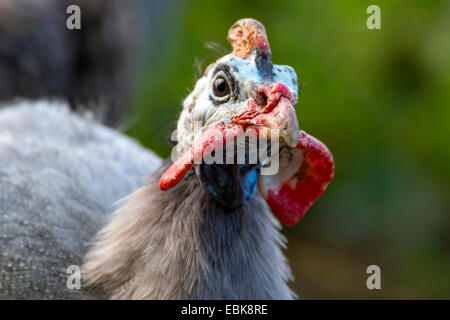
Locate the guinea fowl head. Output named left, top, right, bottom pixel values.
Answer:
left=160, top=18, right=334, bottom=226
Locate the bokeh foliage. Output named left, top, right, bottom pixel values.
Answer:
left=127, top=0, right=450, bottom=298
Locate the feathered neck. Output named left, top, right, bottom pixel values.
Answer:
left=83, top=161, right=295, bottom=299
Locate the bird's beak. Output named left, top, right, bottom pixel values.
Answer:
left=274, top=97, right=300, bottom=148
left=231, top=82, right=299, bottom=148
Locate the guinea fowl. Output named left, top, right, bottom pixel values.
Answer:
left=0, top=19, right=334, bottom=299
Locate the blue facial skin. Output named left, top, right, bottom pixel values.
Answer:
left=195, top=163, right=261, bottom=208
left=240, top=164, right=260, bottom=200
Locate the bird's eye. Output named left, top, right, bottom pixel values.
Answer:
left=210, top=71, right=233, bottom=104
left=213, top=77, right=230, bottom=97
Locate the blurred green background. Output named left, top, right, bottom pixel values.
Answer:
left=126, top=0, right=450, bottom=299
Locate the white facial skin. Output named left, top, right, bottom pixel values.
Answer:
left=175, top=51, right=299, bottom=156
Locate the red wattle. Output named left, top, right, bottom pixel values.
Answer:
left=159, top=122, right=244, bottom=191
left=262, top=131, right=334, bottom=226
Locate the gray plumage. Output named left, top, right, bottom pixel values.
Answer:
left=0, top=100, right=296, bottom=300
left=0, top=100, right=161, bottom=299
left=83, top=163, right=295, bottom=299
